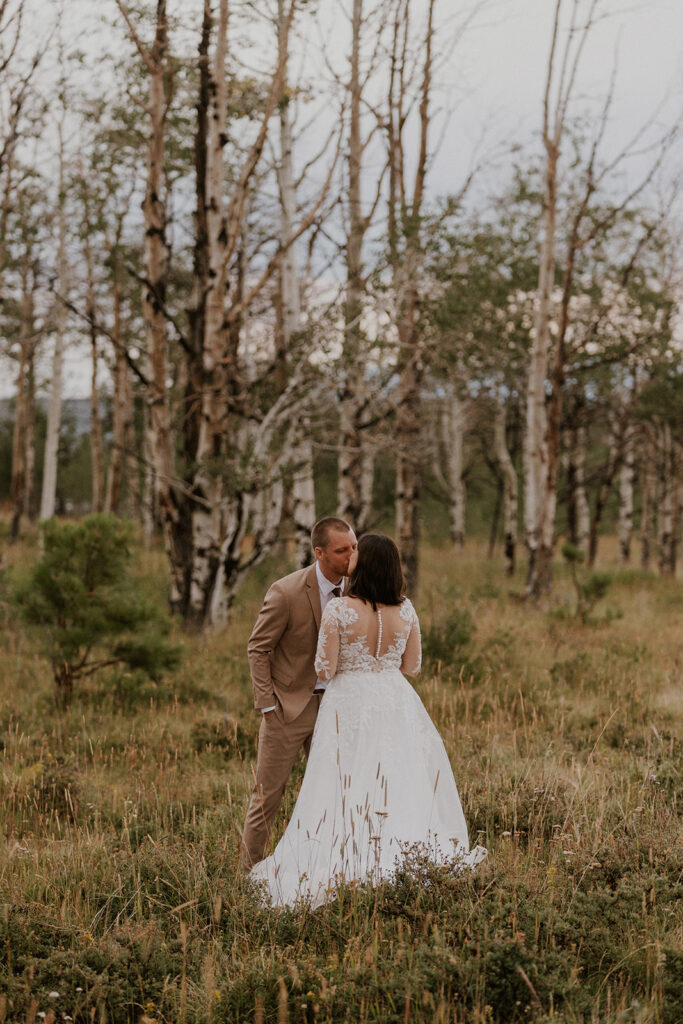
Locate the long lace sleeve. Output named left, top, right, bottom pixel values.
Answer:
left=400, top=600, right=422, bottom=675
left=314, top=600, right=341, bottom=681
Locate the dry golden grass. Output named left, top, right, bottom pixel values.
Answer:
left=0, top=531, right=681, bottom=1023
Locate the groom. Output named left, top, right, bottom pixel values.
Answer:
left=240, top=516, right=357, bottom=870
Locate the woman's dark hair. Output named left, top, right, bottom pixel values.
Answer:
left=347, top=534, right=405, bottom=610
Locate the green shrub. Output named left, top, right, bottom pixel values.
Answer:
left=663, top=948, right=683, bottom=1024
left=562, top=542, right=614, bottom=623
left=421, top=606, right=477, bottom=676
left=13, top=514, right=181, bottom=708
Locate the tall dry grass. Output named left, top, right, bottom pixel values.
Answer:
left=0, top=530, right=681, bottom=1023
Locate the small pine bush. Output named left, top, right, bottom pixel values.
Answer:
left=14, top=514, right=180, bottom=708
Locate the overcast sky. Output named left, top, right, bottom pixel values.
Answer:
left=426, top=0, right=683, bottom=195
left=2, top=0, right=682, bottom=399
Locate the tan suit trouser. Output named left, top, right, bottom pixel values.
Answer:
left=240, top=694, right=320, bottom=870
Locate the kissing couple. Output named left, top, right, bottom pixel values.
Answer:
left=240, top=517, right=486, bottom=907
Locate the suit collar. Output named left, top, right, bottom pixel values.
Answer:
left=315, top=560, right=346, bottom=597
left=305, top=562, right=322, bottom=628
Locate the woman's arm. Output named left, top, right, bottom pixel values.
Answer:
left=400, top=602, right=422, bottom=676
left=314, top=601, right=341, bottom=681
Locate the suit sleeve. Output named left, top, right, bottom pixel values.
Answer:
left=247, top=582, right=289, bottom=710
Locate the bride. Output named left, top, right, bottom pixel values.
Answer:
left=250, top=533, right=486, bottom=907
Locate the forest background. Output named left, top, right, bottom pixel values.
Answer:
left=0, top=0, right=682, bottom=1021
left=2, top=0, right=683, bottom=611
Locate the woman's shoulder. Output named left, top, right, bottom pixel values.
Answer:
left=325, top=595, right=360, bottom=621
left=398, top=596, right=418, bottom=622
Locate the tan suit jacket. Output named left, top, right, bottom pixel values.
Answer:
left=247, top=563, right=322, bottom=724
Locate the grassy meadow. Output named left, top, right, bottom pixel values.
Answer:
left=0, top=527, right=681, bottom=1023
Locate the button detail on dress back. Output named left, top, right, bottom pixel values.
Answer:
left=375, top=607, right=383, bottom=659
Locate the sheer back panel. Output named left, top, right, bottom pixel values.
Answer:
left=315, top=597, right=422, bottom=680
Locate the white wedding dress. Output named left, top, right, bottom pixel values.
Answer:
left=250, top=596, right=486, bottom=908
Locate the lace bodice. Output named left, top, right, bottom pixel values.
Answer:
left=314, top=596, right=421, bottom=680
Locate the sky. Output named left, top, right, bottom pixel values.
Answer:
left=424, top=0, right=683, bottom=196
left=2, top=0, right=682, bottom=399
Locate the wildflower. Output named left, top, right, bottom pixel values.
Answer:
left=49, top=992, right=60, bottom=998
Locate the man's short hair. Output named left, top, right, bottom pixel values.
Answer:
left=311, top=516, right=353, bottom=551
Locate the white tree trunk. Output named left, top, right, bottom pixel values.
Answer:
left=9, top=343, right=26, bottom=540
left=524, top=0, right=588, bottom=595
left=524, top=179, right=555, bottom=588
left=40, top=139, right=67, bottom=524
left=186, top=0, right=237, bottom=624
left=493, top=401, right=517, bottom=574
left=137, top=0, right=173, bottom=543
left=184, top=0, right=297, bottom=626
left=89, top=331, right=104, bottom=513
left=441, top=386, right=468, bottom=548
left=40, top=332, right=64, bottom=522
left=391, top=0, right=435, bottom=596
left=566, top=422, right=590, bottom=555
left=142, top=401, right=156, bottom=549
left=337, top=0, right=372, bottom=532
left=123, top=358, right=140, bottom=519
left=122, top=0, right=300, bottom=627
left=640, top=424, right=656, bottom=570
left=207, top=416, right=290, bottom=627
left=277, top=0, right=314, bottom=561
left=658, top=421, right=676, bottom=576
left=23, top=313, right=36, bottom=521
left=11, top=251, right=39, bottom=536
left=115, top=0, right=171, bottom=539
left=618, top=419, right=635, bottom=564
left=277, top=5, right=301, bottom=345
left=574, top=425, right=590, bottom=555
left=359, top=445, right=374, bottom=531
left=291, top=420, right=316, bottom=569
left=104, top=288, right=126, bottom=514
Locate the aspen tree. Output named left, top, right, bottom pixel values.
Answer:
left=640, top=423, right=657, bottom=570
left=524, top=0, right=600, bottom=595
left=10, top=256, right=34, bottom=536
left=526, top=0, right=677, bottom=594
left=115, top=0, right=335, bottom=626
left=617, top=419, right=635, bottom=564
left=387, top=0, right=435, bottom=597
left=565, top=419, right=590, bottom=556
left=439, top=382, right=469, bottom=549
left=337, top=0, right=386, bottom=532
left=493, top=401, right=518, bottom=575
left=81, top=191, right=104, bottom=513
left=115, top=0, right=172, bottom=545
left=657, top=420, right=676, bottom=575
left=39, top=127, right=67, bottom=524
left=276, top=0, right=315, bottom=568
